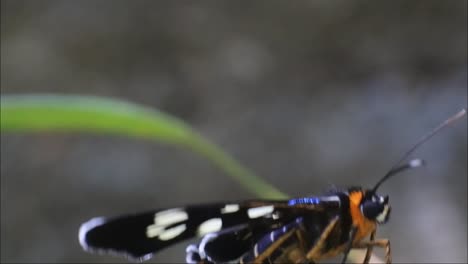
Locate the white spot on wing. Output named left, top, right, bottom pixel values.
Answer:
left=247, top=205, right=274, bottom=219
left=154, top=208, right=188, bottom=226
left=146, top=208, right=189, bottom=239
left=221, top=204, right=240, bottom=214
left=272, top=212, right=280, bottom=219
left=197, top=218, right=223, bottom=236
left=254, top=243, right=259, bottom=257
left=158, top=224, right=187, bottom=241
left=78, top=217, right=106, bottom=251
left=146, top=225, right=164, bottom=238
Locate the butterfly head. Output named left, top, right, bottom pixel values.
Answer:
left=360, top=190, right=391, bottom=224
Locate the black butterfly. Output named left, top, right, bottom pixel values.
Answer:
left=79, top=186, right=390, bottom=263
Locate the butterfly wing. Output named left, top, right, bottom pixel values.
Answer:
left=79, top=198, right=340, bottom=261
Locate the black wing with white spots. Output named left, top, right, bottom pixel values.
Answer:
left=79, top=197, right=341, bottom=261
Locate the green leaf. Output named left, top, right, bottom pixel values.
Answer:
left=1, top=94, right=288, bottom=199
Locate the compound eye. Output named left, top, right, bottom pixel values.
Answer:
left=361, top=201, right=383, bottom=220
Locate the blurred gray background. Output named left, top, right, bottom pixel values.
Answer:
left=1, top=1, right=467, bottom=263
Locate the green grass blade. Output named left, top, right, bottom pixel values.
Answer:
left=0, top=94, right=288, bottom=199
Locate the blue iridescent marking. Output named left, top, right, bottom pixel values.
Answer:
left=288, top=197, right=321, bottom=206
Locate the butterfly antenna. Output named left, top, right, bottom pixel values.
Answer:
left=372, top=108, right=466, bottom=193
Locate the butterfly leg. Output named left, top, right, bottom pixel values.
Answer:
left=352, top=238, right=391, bottom=264
left=305, top=216, right=340, bottom=261
left=247, top=229, right=314, bottom=264
left=361, top=230, right=375, bottom=264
